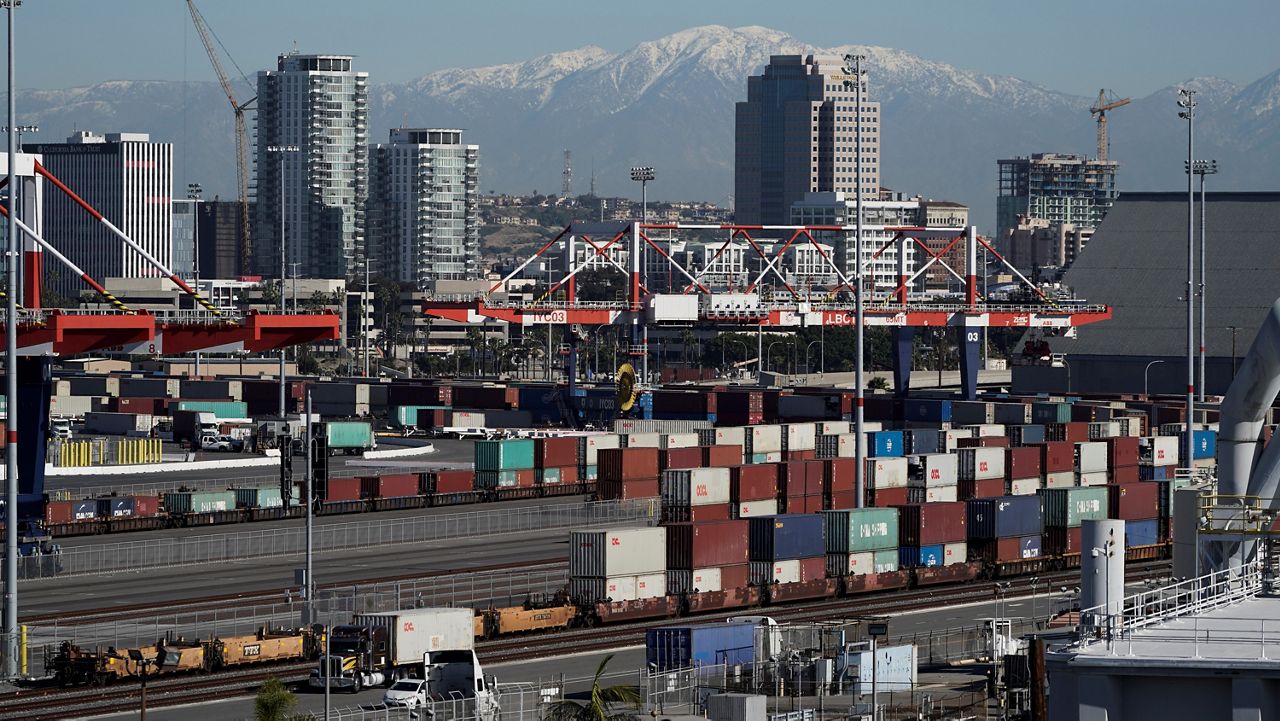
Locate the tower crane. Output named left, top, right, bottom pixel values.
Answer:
left=187, top=0, right=255, bottom=274
left=1090, top=89, right=1130, bottom=162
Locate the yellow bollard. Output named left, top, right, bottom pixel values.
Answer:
left=20, top=624, right=26, bottom=676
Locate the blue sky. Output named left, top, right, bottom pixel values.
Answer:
left=12, top=0, right=1280, bottom=96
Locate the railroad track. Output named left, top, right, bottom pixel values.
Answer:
left=1, top=560, right=1170, bottom=719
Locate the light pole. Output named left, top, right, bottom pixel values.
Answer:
left=1091, top=543, right=1114, bottom=646
left=1143, top=359, right=1165, bottom=396
left=1228, top=325, right=1241, bottom=380
left=2, top=0, right=19, bottom=680
left=843, top=52, right=867, bottom=509
left=767, top=340, right=785, bottom=373
left=188, top=182, right=203, bottom=375
left=1177, top=89, right=1196, bottom=470
left=805, top=340, right=821, bottom=374
left=1186, top=158, right=1218, bottom=401
left=267, top=144, right=299, bottom=417
left=630, top=166, right=654, bottom=383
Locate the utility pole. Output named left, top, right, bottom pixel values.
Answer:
left=1177, top=89, right=1196, bottom=465
left=3, top=0, right=19, bottom=680
left=630, top=166, right=654, bottom=383
left=268, top=144, right=299, bottom=417
left=843, top=53, right=867, bottom=509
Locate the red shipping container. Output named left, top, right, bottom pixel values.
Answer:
left=361, top=473, right=419, bottom=499
left=958, top=478, right=1005, bottom=500
left=868, top=486, right=914, bottom=507
left=787, top=450, right=817, bottom=461
left=597, top=478, right=660, bottom=500
left=896, top=502, right=967, bottom=546
left=702, top=445, right=743, bottom=467
left=799, top=556, right=826, bottom=582
left=958, top=436, right=1010, bottom=448
left=598, top=447, right=660, bottom=481
left=432, top=470, right=475, bottom=494
left=667, top=520, right=750, bottom=568
left=730, top=465, right=777, bottom=502
left=536, top=437, right=580, bottom=468
left=783, top=495, right=824, bottom=514
left=971, top=536, right=1042, bottom=563
left=827, top=490, right=858, bottom=510
left=1107, top=437, right=1140, bottom=468
left=1112, top=465, right=1140, bottom=484
left=133, top=495, right=161, bottom=517
left=515, top=469, right=537, bottom=488
left=1005, top=447, right=1041, bottom=480
left=1043, top=526, right=1083, bottom=555
left=662, top=447, right=704, bottom=471
left=1033, top=442, right=1075, bottom=473
left=1108, top=483, right=1159, bottom=521
left=825, top=458, right=856, bottom=494
left=777, top=461, right=806, bottom=497
left=325, top=477, right=362, bottom=502
left=45, top=500, right=73, bottom=523
left=555, top=466, right=580, bottom=485
left=719, top=564, right=751, bottom=591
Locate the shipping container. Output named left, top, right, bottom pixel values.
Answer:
left=597, top=447, right=661, bottom=481
left=1193, top=430, right=1217, bottom=460
left=667, top=567, right=725, bottom=595
left=970, top=534, right=1042, bottom=562
left=943, top=542, right=967, bottom=566
left=570, top=573, right=666, bottom=603
left=867, top=431, right=905, bottom=457
left=1032, top=402, right=1072, bottom=425
left=1008, top=478, right=1041, bottom=496
left=646, top=623, right=756, bottom=671
left=868, top=457, right=909, bottom=489
left=823, top=508, right=899, bottom=553
left=896, top=502, right=966, bottom=546
left=570, top=527, right=666, bottom=577
left=666, top=520, right=749, bottom=569
left=535, top=437, right=580, bottom=468
left=1076, top=442, right=1108, bottom=474
left=702, top=445, right=743, bottom=467
left=163, top=490, right=237, bottom=514
left=904, top=399, right=951, bottom=423
left=898, top=545, right=944, bottom=568
left=958, top=447, right=1005, bottom=481
left=1108, top=483, right=1160, bottom=521
left=1126, top=519, right=1160, bottom=547
left=233, top=487, right=284, bottom=509
left=730, top=465, right=777, bottom=502
left=1009, top=424, right=1046, bottom=447
left=583, top=434, right=622, bottom=466
left=910, top=454, right=959, bottom=488
left=325, top=421, right=375, bottom=452
left=966, top=496, right=1042, bottom=539
left=597, top=478, right=660, bottom=500
left=361, top=473, right=420, bottom=499
left=1107, top=436, right=1140, bottom=468
left=745, top=426, right=783, bottom=455
left=662, top=468, right=732, bottom=508
left=1040, top=487, right=1109, bottom=528
left=174, top=400, right=249, bottom=419
left=748, top=514, right=825, bottom=561
left=735, top=499, right=780, bottom=518
left=95, top=496, right=136, bottom=518
left=1142, top=436, right=1181, bottom=467
left=324, top=477, right=362, bottom=502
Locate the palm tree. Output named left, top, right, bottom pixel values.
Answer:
left=544, top=654, right=641, bottom=721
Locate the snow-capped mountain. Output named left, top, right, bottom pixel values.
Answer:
left=15, top=25, right=1280, bottom=231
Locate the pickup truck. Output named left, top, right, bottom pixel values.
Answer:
left=200, top=434, right=244, bottom=452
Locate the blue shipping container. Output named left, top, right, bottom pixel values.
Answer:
left=645, top=623, right=756, bottom=671
left=1016, top=535, right=1043, bottom=559
left=1193, top=430, right=1216, bottom=460
left=1010, top=425, right=1046, bottom=446
left=868, top=431, right=905, bottom=457
left=907, top=430, right=940, bottom=455
left=748, top=514, right=826, bottom=561
left=1126, top=519, right=1160, bottom=548
left=905, top=399, right=951, bottom=423
left=967, top=496, right=1043, bottom=539
left=96, top=497, right=135, bottom=518
left=1139, top=465, right=1170, bottom=481
left=898, top=544, right=943, bottom=568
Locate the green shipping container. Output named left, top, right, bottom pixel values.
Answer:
left=234, top=487, right=284, bottom=509
left=175, top=400, right=249, bottom=419
left=1041, top=486, right=1109, bottom=527
left=873, top=549, right=899, bottom=573
left=326, top=421, right=374, bottom=449
left=391, top=405, right=446, bottom=428
left=823, top=508, right=899, bottom=553
left=164, top=490, right=236, bottom=514
left=583, top=465, right=598, bottom=480
left=1031, top=402, right=1072, bottom=424
left=474, top=438, right=536, bottom=471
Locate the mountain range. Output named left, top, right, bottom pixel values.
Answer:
left=15, top=25, right=1280, bottom=232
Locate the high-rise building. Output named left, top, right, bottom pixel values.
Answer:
left=254, top=52, right=368, bottom=280
left=197, top=199, right=253, bottom=280
left=172, top=199, right=197, bottom=279
left=25, top=131, right=172, bottom=298
left=735, top=54, right=881, bottom=226
left=368, top=128, right=480, bottom=287
left=996, top=153, right=1118, bottom=245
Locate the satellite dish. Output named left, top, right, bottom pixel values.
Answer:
left=616, top=363, right=637, bottom=412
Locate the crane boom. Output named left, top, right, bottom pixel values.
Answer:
left=187, top=0, right=252, bottom=275
left=1089, top=89, right=1131, bottom=162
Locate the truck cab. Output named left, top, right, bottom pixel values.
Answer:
left=49, top=418, right=73, bottom=440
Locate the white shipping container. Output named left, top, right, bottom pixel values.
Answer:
left=650, top=294, right=701, bottom=322
left=767, top=559, right=801, bottom=585
left=661, top=432, right=700, bottom=450
left=1076, top=441, right=1108, bottom=473
left=785, top=423, right=818, bottom=452
left=1008, top=478, right=1041, bottom=496
left=627, top=432, right=662, bottom=448
left=835, top=433, right=864, bottom=458
left=943, top=542, right=967, bottom=566
left=821, top=421, right=852, bottom=435
left=570, top=527, right=667, bottom=577
left=843, top=552, right=876, bottom=575
left=868, top=457, right=909, bottom=489
left=748, top=425, right=783, bottom=454
left=911, top=454, right=959, bottom=488
left=662, top=467, right=732, bottom=507
left=1147, top=436, right=1181, bottom=466
left=715, top=427, right=747, bottom=447
left=690, top=567, right=723, bottom=593
left=958, top=447, right=1005, bottom=481
left=635, top=572, right=667, bottom=600
left=584, top=433, right=622, bottom=465
left=1088, top=422, right=1121, bottom=440
left=737, top=499, right=779, bottom=518
left=967, top=424, right=1006, bottom=438
left=1044, top=471, right=1076, bottom=489
left=942, top=429, right=974, bottom=451
left=1078, top=471, right=1109, bottom=487
left=873, top=556, right=899, bottom=573
left=351, top=608, right=474, bottom=666
left=451, top=411, right=486, bottom=428
left=925, top=485, right=958, bottom=503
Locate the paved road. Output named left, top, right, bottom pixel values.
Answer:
left=78, top=589, right=1064, bottom=721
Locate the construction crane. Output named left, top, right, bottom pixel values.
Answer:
left=1090, top=89, right=1130, bottom=162
left=187, top=0, right=255, bottom=274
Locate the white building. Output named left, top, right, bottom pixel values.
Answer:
left=368, top=129, right=480, bottom=287
left=254, top=52, right=369, bottom=280
left=790, top=192, right=922, bottom=293
left=25, top=132, right=172, bottom=298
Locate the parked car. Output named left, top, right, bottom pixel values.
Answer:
left=382, top=678, right=426, bottom=708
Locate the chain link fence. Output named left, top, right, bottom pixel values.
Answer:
left=20, top=498, right=657, bottom=580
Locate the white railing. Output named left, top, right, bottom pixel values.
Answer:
left=425, top=298, right=1107, bottom=315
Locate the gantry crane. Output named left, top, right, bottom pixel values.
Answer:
left=1090, top=89, right=1130, bottom=162
left=187, top=0, right=255, bottom=274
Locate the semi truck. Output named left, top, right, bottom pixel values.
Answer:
left=323, top=420, right=377, bottom=456
left=310, top=607, right=498, bottom=720
left=173, top=410, right=219, bottom=445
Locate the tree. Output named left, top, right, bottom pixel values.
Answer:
left=868, top=376, right=891, bottom=392
left=544, top=654, right=641, bottom=721
left=253, top=679, right=299, bottom=721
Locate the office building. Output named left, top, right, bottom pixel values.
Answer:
left=735, top=54, right=881, bottom=225
left=172, top=199, right=196, bottom=279
left=1005, top=216, right=1093, bottom=280
left=996, top=153, right=1118, bottom=244
left=25, top=131, right=172, bottom=298
left=368, top=128, right=480, bottom=288
left=196, top=199, right=252, bottom=280
left=254, top=52, right=368, bottom=280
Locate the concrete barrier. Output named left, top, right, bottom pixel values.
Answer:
left=361, top=443, right=436, bottom=460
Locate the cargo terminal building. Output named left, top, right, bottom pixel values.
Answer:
left=1013, top=192, right=1280, bottom=396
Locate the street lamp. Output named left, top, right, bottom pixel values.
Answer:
left=1143, top=359, right=1165, bottom=396
left=843, top=53, right=868, bottom=509
left=630, top=166, right=654, bottom=383
left=767, top=340, right=786, bottom=373
left=267, top=144, right=299, bottom=417
left=805, top=340, right=822, bottom=374
left=1186, top=158, right=1218, bottom=402
left=1177, top=88, right=1197, bottom=473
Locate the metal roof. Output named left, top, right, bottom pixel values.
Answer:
left=1046, top=192, right=1280, bottom=358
